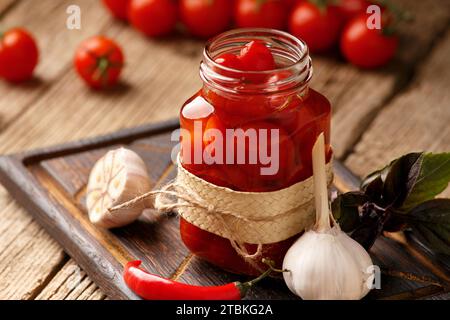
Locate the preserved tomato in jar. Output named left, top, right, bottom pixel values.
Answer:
left=179, top=29, right=331, bottom=275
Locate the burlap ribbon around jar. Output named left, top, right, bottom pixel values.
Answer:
left=111, top=154, right=334, bottom=262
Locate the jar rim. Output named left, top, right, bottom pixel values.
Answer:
left=201, top=28, right=312, bottom=94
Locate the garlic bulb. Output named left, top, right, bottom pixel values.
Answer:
left=86, top=147, right=152, bottom=229
left=282, top=134, right=374, bottom=300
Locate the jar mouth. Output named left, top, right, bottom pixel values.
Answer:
left=201, top=28, right=312, bottom=94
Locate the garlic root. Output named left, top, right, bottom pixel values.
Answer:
left=86, top=147, right=152, bottom=229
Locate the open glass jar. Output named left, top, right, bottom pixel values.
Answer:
left=179, top=29, right=332, bottom=276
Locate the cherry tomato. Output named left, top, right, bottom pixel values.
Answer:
left=232, top=121, right=295, bottom=191
left=340, top=14, right=398, bottom=68
left=129, top=0, right=178, bottom=37
left=0, top=28, right=39, bottom=83
left=283, top=0, right=298, bottom=9
left=204, top=114, right=227, bottom=160
left=337, top=0, right=372, bottom=22
left=214, top=53, right=244, bottom=78
left=215, top=53, right=242, bottom=69
left=102, top=0, right=130, bottom=20
left=288, top=1, right=344, bottom=53
left=180, top=0, right=232, bottom=38
left=74, top=36, right=124, bottom=89
left=239, top=40, right=275, bottom=71
left=235, top=0, right=288, bottom=30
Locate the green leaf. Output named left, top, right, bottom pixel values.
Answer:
left=332, top=192, right=369, bottom=232
left=406, top=199, right=450, bottom=255
left=401, top=153, right=450, bottom=211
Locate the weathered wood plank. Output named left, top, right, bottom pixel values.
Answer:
left=321, top=0, right=450, bottom=158
left=346, top=31, right=450, bottom=187
left=0, top=35, right=201, bottom=155
left=0, top=0, right=448, bottom=300
left=0, top=0, right=116, bottom=300
left=0, top=0, right=115, bottom=130
left=38, top=132, right=189, bottom=280
left=0, top=200, right=66, bottom=299
left=0, top=0, right=17, bottom=15
left=36, top=259, right=105, bottom=300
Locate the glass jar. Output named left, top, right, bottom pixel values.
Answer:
left=179, top=29, right=332, bottom=276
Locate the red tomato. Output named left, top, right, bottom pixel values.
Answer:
left=214, top=53, right=243, bottom=78
left=238, top=40, right=275, bottom=71
left=233, top=121, right=296, bottom=190
left=235, top=0, right=288, bottom=30
left=337, top=0, right=372, bottom=22
left=340, top=14, right=398, bottom=68
left=204, top=114, right=227, bottom=160
left=74, top=36, right=124, bottom=89
left=102, top=0, right=130, bottom=20
left=215, top=53, right=243, bottom=69
left=283, top=0, right=299, bottom=9
left=179, top=0, right=232, bottom=38
left=288, top=1, right=344, bottom=53
left=0, top=28, right=39, bottom=83
left=129, top=0, right=178, bottom=37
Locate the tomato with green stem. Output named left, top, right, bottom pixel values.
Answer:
left=340, top=13, right=398, bottom=68
left=180, top=0, right=233, bottom=38
left=0, top=28, right=39, bottom=83
left=129, top=0, right=178, bottom=37
left=288, top=1, right=344, bottom=53
left=235, top=0, right=288, bottom=30
left=102, top=0, right=130, bottom=20
left=74, top=36, right=124, bottom=89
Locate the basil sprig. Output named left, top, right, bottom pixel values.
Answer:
left=332, top=152, right=450, bottom=255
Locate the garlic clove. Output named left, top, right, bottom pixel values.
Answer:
left=86, top=147, right=152, bottom=229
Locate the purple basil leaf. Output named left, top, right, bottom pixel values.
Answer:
left=332, top=192, right=369, bottom=232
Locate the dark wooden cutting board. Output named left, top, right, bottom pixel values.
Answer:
left=0, top=119, right=448, bottom=300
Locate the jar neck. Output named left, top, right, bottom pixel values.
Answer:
left=200, top=29, right=312, bottom=96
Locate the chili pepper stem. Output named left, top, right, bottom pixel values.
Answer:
left=262, top=258, right=289, bottom=273
left=236, top=259, right=289, bottom=297
left=237, top=268, right=272, bottom=297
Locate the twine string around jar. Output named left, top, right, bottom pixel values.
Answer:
left=109, top=156, right=333, bottom=269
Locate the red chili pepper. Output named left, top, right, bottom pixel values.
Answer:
left=123, top=260, right=273, bottom=300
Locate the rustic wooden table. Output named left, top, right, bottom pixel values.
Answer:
left=0, top=0, right=449, bottom=300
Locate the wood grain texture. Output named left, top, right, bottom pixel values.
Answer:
left=0, top=122, right=448, bottom=300
left=0, top=0, right=116, bottom=300
left=0, top=0, right=448, bottom=301
left=36, top=259, right=106, bottom=300
left=0, top=0, right=114, bottom=130
left=0, top=200, right=66, bottom=299
left=324, top=0, right=450, bottom=158
left=346, top=31, right=450, bottom=186
left=0, top=0, right=17, bottom=16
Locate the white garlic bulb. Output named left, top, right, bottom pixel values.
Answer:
left=283, top=226, right=374, bottom=300
left=86, top=147, right=152, bottom=229
left=282, top=134, right=374, bottom=300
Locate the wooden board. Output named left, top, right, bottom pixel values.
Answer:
left=0, top=119, right=448, bottom=300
